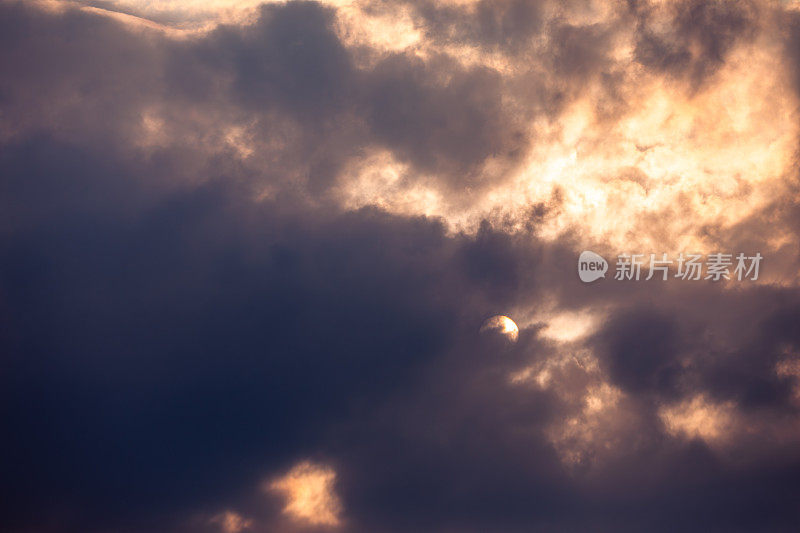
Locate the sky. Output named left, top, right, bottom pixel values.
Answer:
left=1, top=0, right=800, bottom=531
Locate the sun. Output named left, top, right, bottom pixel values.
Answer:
left=480, top=315, right=519, bottom=344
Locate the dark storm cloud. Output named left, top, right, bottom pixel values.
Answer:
left=197, top=2, right=353, bottom=118
left=323, top=280, right=800, bottom=532
left=0, top=134, right=561, bottom=532
left=363, top=53, right=525, bottom=186
left=3, top=1, right=800, bottom=532
left=594, top=306, right=685, bottom=397
left=4, top=137, right=800, bottom=533
left=632, top=0, right=759, bottom=88
left=589, top=287, right=800, bottom=409
left=0, top=1, right=161, bottom=144
left=0, top=138, right=473, bottom=531
left=0, top=0, right=530, bottom=196
left=163, top=1, right=530, bottom=192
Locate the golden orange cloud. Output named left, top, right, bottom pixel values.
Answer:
left=268, top=461, right=342, bottom=527
left=74, top=0, right=800, bottom=287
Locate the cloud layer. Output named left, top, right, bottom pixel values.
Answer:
left=2, top=1, right=800, bottom=531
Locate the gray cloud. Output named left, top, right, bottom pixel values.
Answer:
left=2, top=1, right=800, bottom=532
left=632, top=0, right=759, bottom=88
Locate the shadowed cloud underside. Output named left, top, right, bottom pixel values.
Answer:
left=2, top=1, right=800, bottom=532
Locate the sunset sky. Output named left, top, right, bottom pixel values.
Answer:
left=2, top=1, right=800, bottom=531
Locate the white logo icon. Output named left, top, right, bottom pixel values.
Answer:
left=578, top=251, right=608, bottom=283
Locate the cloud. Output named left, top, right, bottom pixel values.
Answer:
left=632, top=0, right=760, bottom=88
left=268, top=461, right=342, bottom=527
left=210, top=511, right=253, bottom=533
left=2, top=1, right=800, bottom=532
